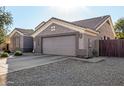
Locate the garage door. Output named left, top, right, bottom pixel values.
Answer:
left=43, top=36, right=76, bottom=56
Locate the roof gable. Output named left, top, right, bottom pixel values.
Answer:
left=32, top=17, right=98, bottom=37
left=9, top=29, right=23, bottom=38
left=37, top=23, right=80, bottom=36
left=9, top=28, right=34, bottom=38
left=96, top=17, right=116, bottom=37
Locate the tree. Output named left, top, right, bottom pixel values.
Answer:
left=116, top=32, right=124, bottom=39
left=114, top=18, right=124, bottom=32
left=114, top=18, right=124, bottom=39
left=0, top=7, right=13, bottom=44
left=0, top=30, right=5, bottom=44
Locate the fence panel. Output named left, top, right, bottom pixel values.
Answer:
left=99, top=39, right=124, bottom=57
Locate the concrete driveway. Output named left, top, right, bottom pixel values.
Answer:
left=6, top=57, right=124, bottom=86
left=0, top=54, right=69, bottom=74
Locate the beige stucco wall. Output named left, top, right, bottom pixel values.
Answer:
left=34, top=36, right=42, bottom=53
left=97, top=21, right=115, bottom=39
left=78, top=33, right=85, bottom=49
left=20, top=36, right=23, bottom=49
left=82, top=33, right=98, bottom=57
left=38, top=23, right=79, bottom=36
left=9, top=32, right=23, bottom=52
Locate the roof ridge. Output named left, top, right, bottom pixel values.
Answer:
left=15, top=28, right=33, bottom=31
left=72, top=15, right=110, bottom=22
left=51, top=17, right=85, bottom=28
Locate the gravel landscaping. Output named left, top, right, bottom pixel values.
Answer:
left=1, top=57, right=124, bottom=86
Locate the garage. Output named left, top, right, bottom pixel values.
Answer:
left=43, top=35, right=76, bottom=56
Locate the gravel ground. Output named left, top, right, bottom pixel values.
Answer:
left=1, top=57, right=124, bottom=86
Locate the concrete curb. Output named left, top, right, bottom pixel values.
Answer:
left=69, top=57, right=106, bottom=63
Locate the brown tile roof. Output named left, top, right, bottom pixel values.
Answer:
left=72, top=15, right=110, bottom=30
left=15, top=28, right=34, bottom=35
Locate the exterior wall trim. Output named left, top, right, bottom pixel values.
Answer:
left=40, top=32, right=79, bottom=38
left=108, top=18, right=116, bottom=37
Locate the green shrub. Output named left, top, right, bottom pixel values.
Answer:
left=0, top=52, right=9, bottom=57
left=4, top=50, right=11, bottom=53
left=14, top=50, right=22, bottom=56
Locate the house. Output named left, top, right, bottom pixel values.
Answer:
left=9, top=28, right=34, bottom=52
left=31, top=15, right=116, bottom=57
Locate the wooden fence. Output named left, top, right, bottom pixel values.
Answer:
left=99, top=39, right=124, bottom=57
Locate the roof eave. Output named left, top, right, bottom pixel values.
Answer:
left=95, top=16, right=110, bottom=30
left=9, top=28, right=24, bottom=38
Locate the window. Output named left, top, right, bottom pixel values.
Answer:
left=51, top=26, right=55, bottom=31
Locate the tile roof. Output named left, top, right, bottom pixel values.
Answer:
left=72, top=15, right=110, bottom=30
left=15, top=28, right=34, bottom=35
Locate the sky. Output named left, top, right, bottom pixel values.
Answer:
left=6, top=6, right=124, bottom=32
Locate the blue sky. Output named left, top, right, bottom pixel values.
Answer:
left=6, top=6, right=124, bottom=32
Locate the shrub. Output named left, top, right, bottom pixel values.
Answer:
left=14, top=50, right=22, bottom=56
left=0, top=52, right=9, bottom=57
left=4, top=50, right=11, bottom=53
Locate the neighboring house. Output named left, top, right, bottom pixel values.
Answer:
left=31, top=15, right=116, bottom=57
left=9, top=28, right=34, bottom=52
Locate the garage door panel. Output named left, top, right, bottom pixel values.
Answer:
left=43, top=36, right=76, bottom=56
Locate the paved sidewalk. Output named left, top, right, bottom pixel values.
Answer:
left=7, top=55, right=69, bottom=73
left=0, top=58, right=8, bottom=75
